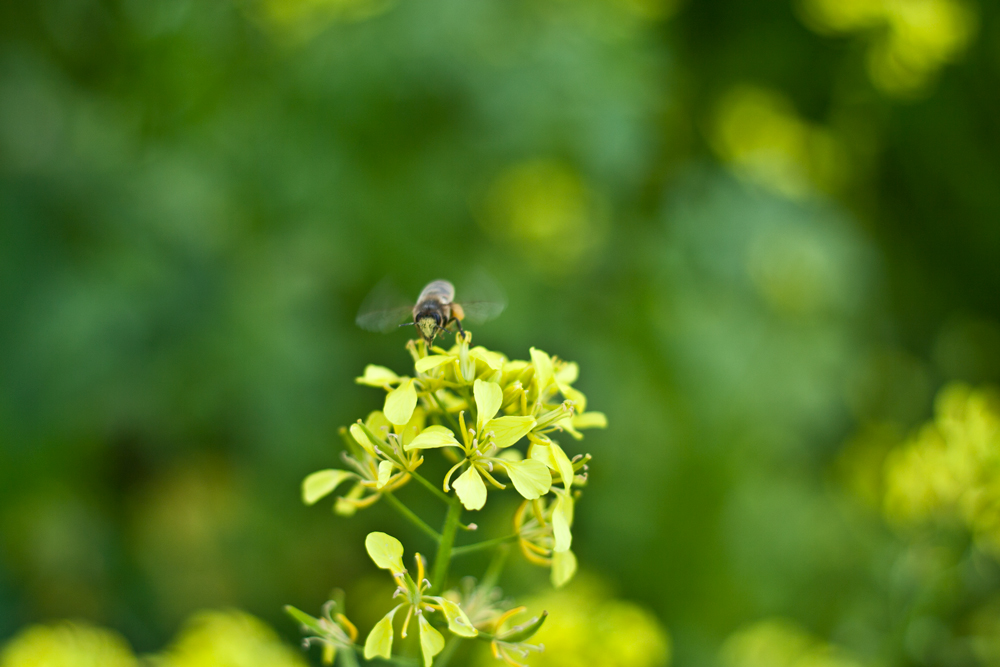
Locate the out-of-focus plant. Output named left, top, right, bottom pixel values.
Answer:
left=883, top=383, right=1000, bottom=551
left=0, top=622, right=137, bottom=667
left=720, top=619, right=862, bottom=667
left=476, top=575, right=669, bottom=667
left=288, top=329, right=606, bottom=666
left=150, top=610, right=308, bottom=667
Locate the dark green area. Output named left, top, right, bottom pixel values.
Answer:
left=2, top=0, right=1000, bottom=664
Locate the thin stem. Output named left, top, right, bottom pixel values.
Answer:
left=337, top=647, right=360, bottom=667
left=433, top=636, right=463, bottom=667
left=451, top=534, right=518, bottom=557
left=429, top=391, right=463, bottom=433
left=431, top=499, right=463, bottom=594
left=409, top=469, right=452, bottom=504
left=381, top=491, right=442, bottom=542
left=480, top=543, right=510, bottom=591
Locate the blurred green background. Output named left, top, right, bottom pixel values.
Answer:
left=3, top=0, right=1000, bottom=664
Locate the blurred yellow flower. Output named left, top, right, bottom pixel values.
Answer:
left=711, top=85, right=848, bottom=199
left=478, top=576, right=670, bottom=667
left=721, top=619, right=862, bottom=667
left=476, top=160, right=609, bottom=275
left=882, top=383, right=1000, bottom=550
left=151, top=610, right=307, bottom=667
left=0, top=621, right=137, bottom=667
left=797, top=0, right=977, bottom=97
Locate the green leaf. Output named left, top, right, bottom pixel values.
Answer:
left=484, top=415, right=535, bottom=449
left=415, top=355, right=454, bottom=373
left=377, top=461, right=393, bottom=489
left=302, top=470, right=356, bottom=505
left=453, top=466, right=487, bottom=511
left=384, top=379, right=418, bottom=426
left=418, top=614, right=445, bottom=667
left=357, top=365, right=400, bottom=386
left=406, top=425, right=461, bottom=451
left=505, top=459, right=552, bottom=500
left=364, top=606, right=400, bottom=660
left=436, top=598, right=478, bottom=638
left=551, top=549, right=577, bottom=588
left=365, top=532, right=405, bottom=573
left=474, top=379, right=503, bottom=432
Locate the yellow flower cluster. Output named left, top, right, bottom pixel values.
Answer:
left=720, top=618, right=861, bottom=667
left=883, top=383, right=1000, bottom=550
left=797, top=0, right=978, bottom=97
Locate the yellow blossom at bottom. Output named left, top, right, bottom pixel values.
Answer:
left=0, top=622, right=137, bottom=667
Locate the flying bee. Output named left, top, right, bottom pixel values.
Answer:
left=356, top=276, right=506, bottom=345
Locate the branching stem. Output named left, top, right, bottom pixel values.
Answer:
left=381, top=491, right=441, bottom=542
left=431, top=499, right=463, bottom=594
left=451, top=534, right=519, bottom=557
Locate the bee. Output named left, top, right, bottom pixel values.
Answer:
left=356, top=277, right=506, bottom=345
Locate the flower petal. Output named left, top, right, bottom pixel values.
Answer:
left=418, top=614, right=445, bottom=667
left=302, top=469, right=356, bottom=505
left=436, top=598, right=478, bottom=638
left=357, top=365, right=400, bottom=386
left=377, top=461, right=394, bottom=490
left=349, top=423, right=378, bottom=457
left=364, top=606, right=400, bottom=660
left=530, top=440, right=575, bottom=489
left=505, top=459, right=552, bottom=500
left=365, top=532, right=405, bottom=573
left=453, top=466, right=487, bottom=511
left=552, top=492, right=574, bottom=552
left=484, top=415, right=535, bottom=449
left=474, top=379, right=503, bottom=432
left=530, top=347, right=554, bottom=392
left=573, top=411, right=607, bottom=429
left=405, top=425, right=461, bottom=451
left=551, top=549, right=577, bottom=588
left=415, top=355, right=454, bottom=373
left=384, top=379, right=418, bottom=426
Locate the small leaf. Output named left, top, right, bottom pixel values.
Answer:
left=302, top=470, right=356, bottom=505
left=418, top=614, right=445, bottom=667
left=453, top=466, right=487, bottom=510
left=505, top=459, right=552, bottom=500
left=474, top=379, right=503, bottom=432
left=377, top=461, right=393, bottom=489
left=415, top=355, right=454, bottom=373
left=384, top=379, right=418, bottom=426
left=357, top=365, right=400, bottom=386
left=364, top=606, right=399, bottom=660
left=551, top=549, right=577, bottom=588
left=484, top=415, right=535, bottom=449
left=436, top=598, right=478, bottom=638
left=406, top=425, right=461, bottom=451
left=365, top=532, right=405, bottom=573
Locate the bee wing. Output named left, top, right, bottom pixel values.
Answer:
left=355, top=278, right=413, bottom=333
left=456, top=270, right=507, bottom=325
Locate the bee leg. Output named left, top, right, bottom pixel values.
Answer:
left=449, top=317, right=466, bottom=337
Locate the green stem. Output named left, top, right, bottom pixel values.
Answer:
left=451, top=534, right=518, bottom=557
left=433, top=636, right=463, bottom=667
left=431, top=499, right=463, bottom=594
left=381, top=491, right=441, bottom=542
left=337, top=647, right=360, bottom=667
left=409, top=469, right=452, bottom=504
left=480, top=543, right=510, bottom=591
left=429, top=391, right=463, bottom=433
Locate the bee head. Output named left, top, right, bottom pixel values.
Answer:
left=415, top=312, right=442, bottom=342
